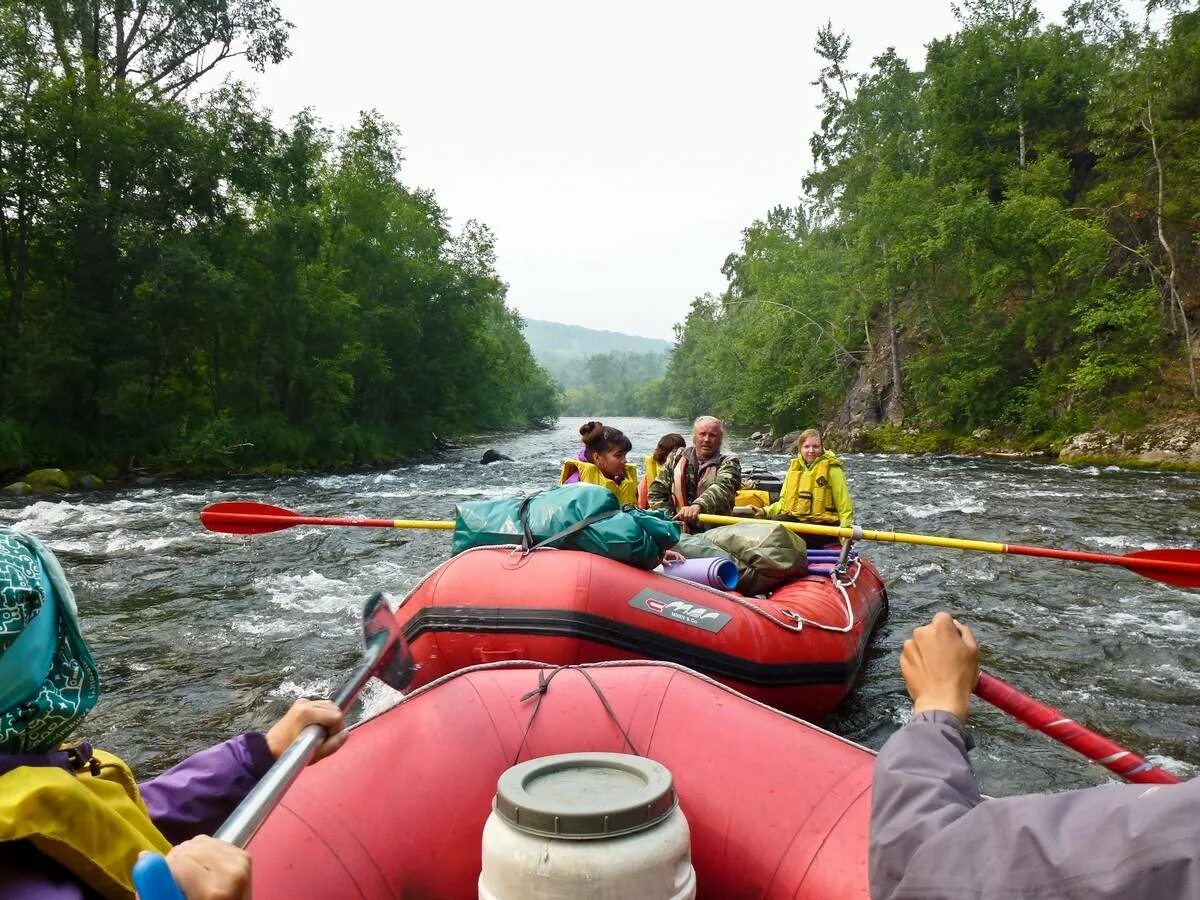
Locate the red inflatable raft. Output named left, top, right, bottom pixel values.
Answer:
left=392, top=545, right=887, bottom=720
left=249, top=661, right=874, bottom=898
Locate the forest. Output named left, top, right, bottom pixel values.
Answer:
left=666, top=0, right=1200, bottom=443
left=0, top=1, right=559, bottom=475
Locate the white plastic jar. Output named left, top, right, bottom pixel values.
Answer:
left=479, top=752, right=696, bottom=900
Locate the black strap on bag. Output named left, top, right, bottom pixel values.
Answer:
left=517, top=492, right=621, bottom=553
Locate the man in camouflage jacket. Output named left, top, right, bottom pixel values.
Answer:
left=648, top=416, right=741, bottom=531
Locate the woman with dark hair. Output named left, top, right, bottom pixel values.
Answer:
left=637, top=432, right=686, bottom=509
left=560, top=421, right=638, bottom=505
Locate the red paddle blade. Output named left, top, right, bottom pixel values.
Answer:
left=200, top=501, right=300, bottom=534
left=1122, top=548, right=1200, bottom=588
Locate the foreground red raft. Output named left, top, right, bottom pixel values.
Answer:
left=248, top=661, right=874, bottom=898
left=391, top=545, right=888, bottom=720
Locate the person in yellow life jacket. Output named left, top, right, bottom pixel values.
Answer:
left=637, top=432, right=686, bottom=509
left=560, top=421, right=638, bottom=506
left=751, top=428, right=854, bottom=535
left=0, top=526, right=348, bottom=900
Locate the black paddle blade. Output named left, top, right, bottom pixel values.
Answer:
left=362, top=592, right=415, bottom=691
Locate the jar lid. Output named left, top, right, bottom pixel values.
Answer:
left=493, top=752, right=677, bottom=839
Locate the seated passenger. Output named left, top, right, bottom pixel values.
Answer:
left=0, top=527, right=347, bottom=899
left=647, top=416, right=741, bottom=531
left=637, top=432, right=686, bottom=509
left=751, top=428, right=854, bottom=530
left=559, top=421, right=638, bottom=505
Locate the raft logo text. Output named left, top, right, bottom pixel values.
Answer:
left=628, top=590, right=732, bottom=633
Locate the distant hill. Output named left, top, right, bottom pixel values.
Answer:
left=522, top=319, right=672, bottom=389
left=522, top=319, right=671, bottom=359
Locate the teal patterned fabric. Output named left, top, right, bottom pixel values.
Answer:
left=0, top=528, right=100, bottom=753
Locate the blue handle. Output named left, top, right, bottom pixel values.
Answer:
left=132, top=852, right=185, bottom=900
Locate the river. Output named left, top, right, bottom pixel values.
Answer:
left=2, top=416, right=1198, bottom=796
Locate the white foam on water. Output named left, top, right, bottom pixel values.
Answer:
left=358, top=680, right=406, bottom=720
left=231, top=616, right=292, bottom=637
left=1103, top=608, right=1197, bottom=636
left=905, top=494, right=987, bottom=518
left=1083, top=535, right=1153, bottom=550
left=272, top=677, right=334, bottom=700
left=252, top=570, right=360, bottom=615
left=899, top=562, right=944, bottom=583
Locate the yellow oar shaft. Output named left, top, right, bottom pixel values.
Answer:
left=392, top=519, right=454, bottom=530
left=696, top=514, right=1008, bottom=554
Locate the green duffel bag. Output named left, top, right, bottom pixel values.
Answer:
left=700, top=522, right=808, bottom=594
left=452, top=483, right=680, bottom=570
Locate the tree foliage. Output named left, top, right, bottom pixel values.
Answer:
left=0, top=3, right=557, bottom=472
left=667, top=1, right=1200, bottom=437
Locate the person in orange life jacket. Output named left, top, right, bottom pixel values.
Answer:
left=749, top=428, right=854, bottom=544
left=870, top=612, right=1200, bottom=900
left=0, top=527, right=348, bottom=900
left=637, top=432, right=686, bottom=509
left=647, top=416, right=741, bottom=530
left=559, top=421, right=638, bottom=506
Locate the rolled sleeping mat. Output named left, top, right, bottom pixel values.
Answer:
left=658, top=556, right=740, bottom=591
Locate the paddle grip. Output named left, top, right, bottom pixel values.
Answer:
left=131, top=851, right=185, bottom=900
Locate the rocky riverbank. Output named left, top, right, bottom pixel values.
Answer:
left=748, top=415, right=1200, bottom=472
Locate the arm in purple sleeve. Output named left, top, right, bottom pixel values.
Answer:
left=870, top=711, right=1200, bottom=900
left=139, top=732, right=275, bottom=845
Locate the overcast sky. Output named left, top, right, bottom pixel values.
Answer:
left=238, top=1, right=1069, bottom=341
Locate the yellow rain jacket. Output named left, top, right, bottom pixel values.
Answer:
left=762, top=450, right=854, bottom=526
left=560, top=459, right=639, bottom=506
left=0, top=747, right=172, bottom=900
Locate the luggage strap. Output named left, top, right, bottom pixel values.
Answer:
left=518, top=494, right=621, bottom=553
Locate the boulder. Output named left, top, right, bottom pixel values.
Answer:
left=24, top=468, right=69, bottom=492
left=749, top=431, right=763, bottom=442
left=2, top=481, right=31, bottom=496
left=480, top=448, right=513, bottom=465
left=76, top=473, right=104, bottom=490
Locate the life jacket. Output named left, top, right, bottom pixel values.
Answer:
left=0, top=744, right=172, bottom=900
left=776, top=452, right=842, bottom=524
left=559, top=460, right=638, bottom=507
left=734, top=489, right=770, bottom=508
left=671, top=450, right=725, bottom=510
left=643, top=454, right=662, bottom=487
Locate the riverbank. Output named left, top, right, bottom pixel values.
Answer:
left=751, top=414, right=1200, bottom=473
left=0, top=421, right=559, bottom=497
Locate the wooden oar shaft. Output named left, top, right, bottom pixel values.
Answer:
left=975, top=672, right=1179, bottom=785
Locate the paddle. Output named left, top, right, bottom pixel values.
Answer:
left=974, top=671, right=1180, bottom=785
left=697, top=513, right=1200, bottom=588
left=131, top=592, right=415, bottom=899
left=201, top=500, right=454, bottom=533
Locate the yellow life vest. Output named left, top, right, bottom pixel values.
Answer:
left=0, top=747, right=172, bottom=900
left=777, top=454, right=842, bottom=524
left=560, top=459, right=639, bottom=506
left=734, top=489, right=770, bottom=508
left=643, top=454, right=662, bottom=487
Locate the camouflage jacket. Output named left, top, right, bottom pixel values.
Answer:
left=647, top=446, right=741, bottom=518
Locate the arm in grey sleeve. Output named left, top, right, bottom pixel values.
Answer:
left=870, top=712, right=1200, bottom=900
left=869, top=711, right=981, bottom=900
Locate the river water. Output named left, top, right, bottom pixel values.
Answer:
left=2, top=416, right=1198, bottom=796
